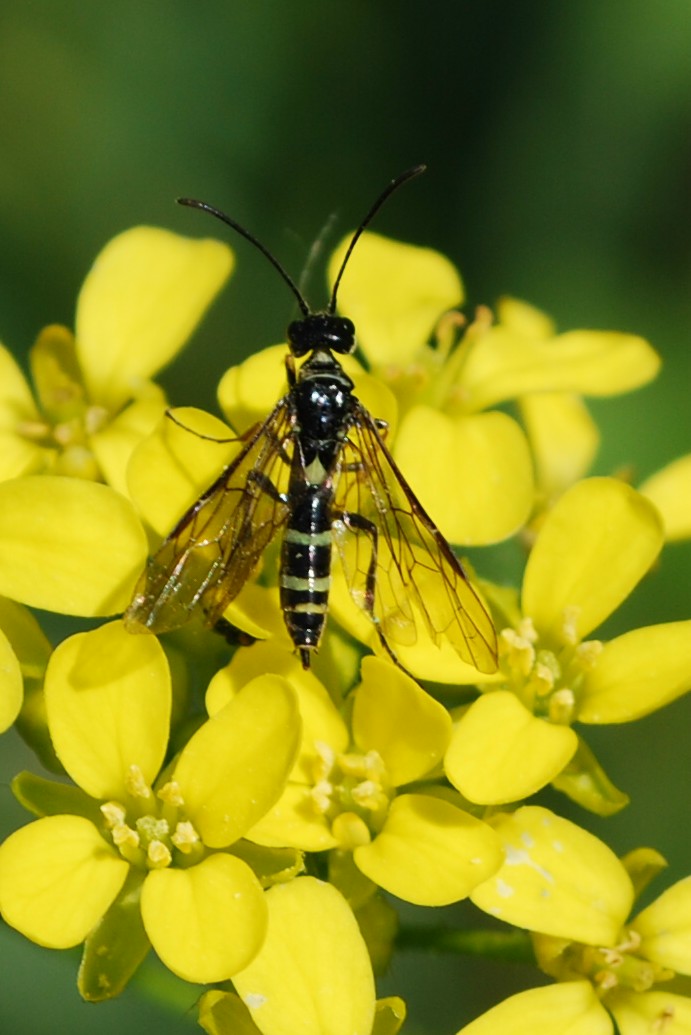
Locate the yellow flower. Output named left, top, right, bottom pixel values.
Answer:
left=327, top=237, right=659, bottom=546
left=0, top=622, right=302, bottom=997
left=445, top=477, right=691, bottom=812
left=461, top=834, right=691, bottom=1034
left=0, top=476, right=147, bottom=618
left=640, top=453, right=691, bottom=542
left=0, top=597, right=51, bottom=769
left=0, top=227, right=232, bottom=491
left=199, top=878, right=406, bottom=1035
left=208, top=644, right=502, bottom=907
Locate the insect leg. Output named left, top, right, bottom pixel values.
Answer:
left=211, top=616, right=258, bottom=647
left=246, top=469, right=289, bottom=504
left=164, top=408, right=257, bottom=444
left=338, top=509, right=399, bottom=667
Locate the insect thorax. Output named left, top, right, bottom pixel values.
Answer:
left=294, top=350, right=356, bottom=444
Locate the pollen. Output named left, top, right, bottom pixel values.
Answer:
left=351, top=779, right=389, bottom=812
left=100, top=801, right=127, bottom=828
left=549, top=687, right=576, bottom=724
left=125, top=764, right=154, bottom=801
left=158, top=780, right=185, bottom=807
left=310, top=779, right=334, bottom=814
left=111, top=822, right=140, bottom=849
left=171, top=821, right=201, bottom=853
left=147, top=839, right=172, bottom=868
left=500, top=626, right=536, bottom=677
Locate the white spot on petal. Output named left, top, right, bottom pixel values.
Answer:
left=245, top=993, right=267, bottom=1010
left=496, top=879, right=514, bottom=898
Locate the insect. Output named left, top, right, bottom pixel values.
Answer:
left=124, top=166, right=498, bottom=674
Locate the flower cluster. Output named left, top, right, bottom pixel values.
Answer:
left=0, top=225, right=689, bottom=1035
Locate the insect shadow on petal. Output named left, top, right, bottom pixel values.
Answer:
left=124, top=166, right=498, bottom=674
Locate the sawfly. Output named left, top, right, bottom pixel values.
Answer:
left=125, top=166, right=498, bottom=674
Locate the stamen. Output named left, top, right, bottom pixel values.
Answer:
left=171, top=821, right=201, bottom=853
left=126, top=764, right=154, bottom=801
left=158, top=780, right=185, bottom=807
left=148, top=840, right=172, bottom=868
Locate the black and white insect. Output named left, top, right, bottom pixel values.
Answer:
left=124, top=167, right=498, bottom=674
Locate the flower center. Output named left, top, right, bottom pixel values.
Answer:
left=307, top=743, right=393, bottom=849
left=536, top=928, right=674, bottom=996
left=100, top=765, right=203, bottom=870
left=499, top=615, right=603, bottom=725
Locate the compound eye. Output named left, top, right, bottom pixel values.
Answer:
left=330, top=317, right=356, bottom=354
left=287, top=319, right=311, bottom=357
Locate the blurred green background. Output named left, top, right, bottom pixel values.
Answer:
left=0, top=2, right=689, bottom=1033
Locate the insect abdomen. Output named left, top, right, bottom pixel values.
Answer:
left=280, top=493, right=333, bottom=667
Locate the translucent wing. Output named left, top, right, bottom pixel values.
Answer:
left=334, top=403, right=498, bottom=674
left=125, top=399, right=294, bottom=634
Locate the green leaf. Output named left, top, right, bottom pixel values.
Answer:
left=552, top=736, right=630, bottom=815
left=78, top=868, right=150, bottom=1001
left=11, top=770, right=100, bottom=822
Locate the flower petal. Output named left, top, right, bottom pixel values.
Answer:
left=520, top=393, right=599, bottom=500
left=353, top=656, right=452, bottom=785
left=327, top=231, right=463, bottom=367
left=393, top=408, right=534, bottom=544
left=141, top=853, right=266, bottom=983
left=0, top=342, right=39, bottom=421
left=0, top=626, right=23, bottom=732
left=455, top=981, right=611, bottom=1035
left=522, top=478, right=663, bottom=645
left=0, top=476, right=148, bottom=615
left=127, top=406, right=238, bottom=536
left=354, top=794, right=502, bottom=906
left=175, top=674, right=301, bottom=847
left=445, top=692, right=578, bottom=803
left=206, top=642, right=349, bottom=783
left=76, top=227, right=233, bottom=410
left=609, top=989, right=691, bottom=1035
left=579, top=621, right=691, bottom=722
left=632, top=876, right=691, bottom=974
left=217, top=344, right=287, bottom=433
left=0, top=814, right=128, bottom=947
left=44, top=621, right=171, bottom=799
left=471, top=806, right=633, bottom=945
left=89, top=383, right=168, bottom=496
left=463, top=325, right=660, bottom=412
left=640, top=454, right=691, bottom=542
left=0, top=344, right=45, bottom=479
left=233, top=877, right=376, bottom=1035
left=247, top=781, right=338, bottom=852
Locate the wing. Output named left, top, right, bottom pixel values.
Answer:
left=125, top=399, right=294, bottom=634
left=334, top=403, right=498, bottom=674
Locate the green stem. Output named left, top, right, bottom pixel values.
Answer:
left=397, top=926, right=535, bottom=964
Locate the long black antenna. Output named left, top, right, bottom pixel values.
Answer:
left=177, top=197, right=310, bottom=317
left=327, top=163, right=427, bottom=314
left=178, top=164, right=426, bottom=319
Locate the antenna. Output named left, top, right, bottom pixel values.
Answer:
left=327, top=164, right=427, bottom=314
left=178, top=164, right=426, bottom=319
left=177, top=197, right=310, bottom=317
